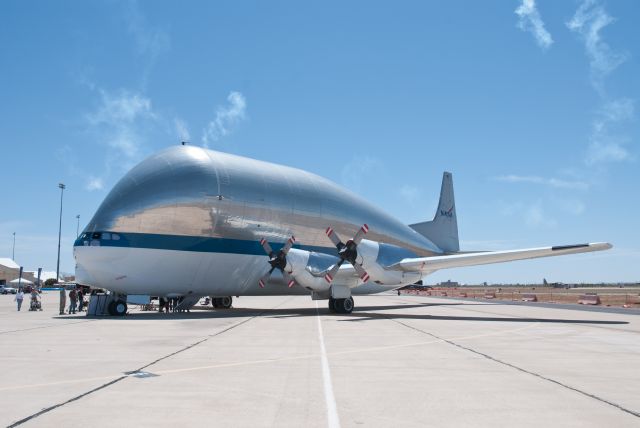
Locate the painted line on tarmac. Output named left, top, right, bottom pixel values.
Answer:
left=5, top=300, right=287, bottom=428
left=383, top=313, right=640, bottom=420
left=0, top=315, right=538, bottom=393
left=315, top=301, right=341, bottom=428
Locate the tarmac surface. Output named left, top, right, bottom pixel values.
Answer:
left=1, top=292, right=639, bottom=427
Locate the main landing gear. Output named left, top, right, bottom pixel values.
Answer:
left=212, top=296, right=233, bottom=309
left=328, top=296, right=354, bottom=314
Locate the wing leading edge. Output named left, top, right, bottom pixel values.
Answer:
left=389, top=242, right=612, bottom=273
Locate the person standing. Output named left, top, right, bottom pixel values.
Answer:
left=59, top=284, right=66, bottom=315
left=30, top=288, right=40, bottom=311
left=69, top=288, right=77, bottom=314
left=77, top=289, right=84, bottom=312
left=15, top=289, right=24, bottom=311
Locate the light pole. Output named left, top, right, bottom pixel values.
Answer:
left=12, top=232, right=15, bottom=260
left=57, top=183, right=66, bottom=315
left=76, top=215, right=80, bottom=238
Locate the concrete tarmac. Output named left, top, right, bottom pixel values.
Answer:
left=1, top=292, right=639, bottom=427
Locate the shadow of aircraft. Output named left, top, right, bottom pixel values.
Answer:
left=53, top=302, right=629, bottom=325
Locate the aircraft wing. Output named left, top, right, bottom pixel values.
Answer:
left=388, top=242, right=612, bottom=272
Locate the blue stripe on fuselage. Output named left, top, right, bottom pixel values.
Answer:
left=74, top=232, right=338, bottom=257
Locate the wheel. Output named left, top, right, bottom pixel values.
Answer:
left=212, top=297, right=232, bottom=309
left=333, top=297, right=354, bottom=314
left=328, top=298, right=336, bottom=313
left=342, top=297, right=354, bottom=314
left=219, top=296, right=233, bottom=309
left=108, top=300, right=127, bottom=316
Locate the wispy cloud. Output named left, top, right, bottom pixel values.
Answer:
left=174, top=118, right=191, bottom=142
left=495, top=175, right=590, bottom=190
left=564, top=1, right=635, bottom=166
left=524, top=201, right=557, bottom=228
left=585, top=98, right=634, bottom=165
left=86, top=89, right=156, bottom=162
left=515, top=0, right=553, bottom=50
left=124, top=0, right=170, bottom=87
left=85, top=176, right=104, bottom=191
left=566, top=0, right=628, bottom=93
left=498, top=200, right=557, bottom=229
left=201, top=92, right=247, bottom=148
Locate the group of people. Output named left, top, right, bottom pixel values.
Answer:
left=13, top=287, right=42, bottom=311
left=65, top=288, right=85, bottom=314
left=158, top=296, right=189, bottom=313
left=12, top=286, right=89, bottom=314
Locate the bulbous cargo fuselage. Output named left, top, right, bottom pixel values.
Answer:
left=74, top=146, right=440, bottom=296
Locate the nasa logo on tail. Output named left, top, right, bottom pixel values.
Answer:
left=440, top=206, right=454, bottom=218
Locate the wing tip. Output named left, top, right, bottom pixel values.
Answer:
left=591, top=242, right=613, bottom=250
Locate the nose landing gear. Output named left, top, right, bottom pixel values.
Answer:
left=108, top=300, right=127, bottom=316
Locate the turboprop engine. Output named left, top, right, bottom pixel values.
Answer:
left=258, top=237, right=331, bottom=291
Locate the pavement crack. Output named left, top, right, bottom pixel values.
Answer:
left=381, top=313, right=640, bottom=420
left=6, top=307, right=274, bottom=428
left=0, top=320, right=97, bottom=336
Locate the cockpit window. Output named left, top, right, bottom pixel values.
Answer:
left=111, top=233, right=120, bottom=240
left=102, top=233, right=111, bottom=240
left=92, top=232, right=102, bottom=240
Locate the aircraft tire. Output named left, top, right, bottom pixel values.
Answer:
left=333, top=297, right=354, bottom=314
left=212, top=297, right=232, bottom=309
left=108, top=300, right=127, bottom=316
left=219, top=296, right=233, bottom=309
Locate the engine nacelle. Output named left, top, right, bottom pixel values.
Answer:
left=285, top=248, right=332, bottom=292
left=358, top=239, right=422, bottom=286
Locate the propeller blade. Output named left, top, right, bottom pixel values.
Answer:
left=324, top=260, right=343, bottom=284
left=258, top=267, right=275, bottom=288
left=352, top=263, right=370, bottom=283
left=282, top=236, right=296, bottom=255
left=352, top=224, right=369, bottom=245
left=325, top=227, right=343, bottom=248
left=259, top=238, right=273, bottom=256
left=282, top=270, right=296, bottom=288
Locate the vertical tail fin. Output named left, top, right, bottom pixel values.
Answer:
left=409, top=172, right=459, bottom=253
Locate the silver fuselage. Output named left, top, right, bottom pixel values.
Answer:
left=74, top=146, right=440, bottom=296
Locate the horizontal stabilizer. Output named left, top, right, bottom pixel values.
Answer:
left=389, top=242, right=612, bottom=272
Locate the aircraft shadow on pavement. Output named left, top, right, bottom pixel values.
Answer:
left=52, top=301, right=629, bottom=325
left=52, top=303, right=452, bottom=321
left=341, top=312, right=629, bottom=325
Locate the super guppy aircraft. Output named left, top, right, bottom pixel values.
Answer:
left=73, top=145, right=611, bottom=315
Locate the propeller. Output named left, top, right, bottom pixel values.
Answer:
left=258, top=236, right=297, bottom=288
left=324, top=224, right=370, bottom=284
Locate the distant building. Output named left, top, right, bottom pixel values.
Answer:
left=24, top=270, right=63, bottom=285
left=0, top=258, right=20, bottom=286
left=0, top=258, right=61, bottom=286
left=439, top=280, right=459, bottom=287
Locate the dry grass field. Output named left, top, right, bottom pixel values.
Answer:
left=400, top=286, right=640, bottom=308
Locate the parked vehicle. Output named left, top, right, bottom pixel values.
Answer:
left=0, top=286, right=18, bottom=294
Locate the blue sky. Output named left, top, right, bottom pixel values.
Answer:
left=1, top=0, right=638, bottom=283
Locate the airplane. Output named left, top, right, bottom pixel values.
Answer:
left=73, top=145, right=611, bottom=316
